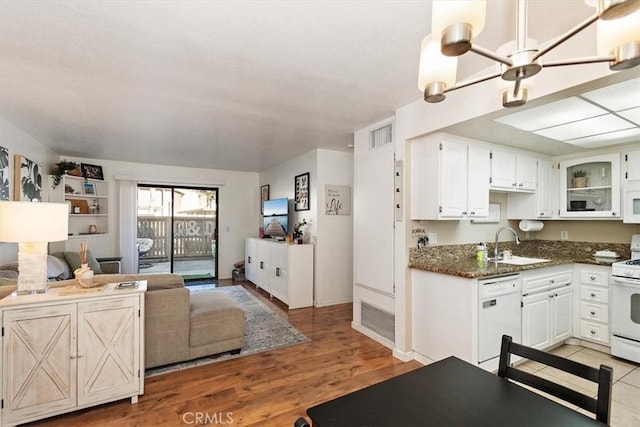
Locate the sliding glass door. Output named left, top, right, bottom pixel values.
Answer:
left=136, top=185, right=218, bottom=281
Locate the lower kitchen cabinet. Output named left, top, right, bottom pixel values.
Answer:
left=0, top=282, right=146, bottom=426
left=245, top=238, right=314, bottom=309
left=574, top=264, right=611, bottom=345
left=522, top=285, right=573, bottom=350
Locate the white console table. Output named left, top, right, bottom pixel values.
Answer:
left=0, top=281, right=146, bottom=426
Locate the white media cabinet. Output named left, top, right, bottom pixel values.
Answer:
left=0, top=281, right=146, bottom=426
left=245, top=238, right=314, bottom=309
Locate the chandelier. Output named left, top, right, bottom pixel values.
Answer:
left=418, top=0, right=640, bottom=108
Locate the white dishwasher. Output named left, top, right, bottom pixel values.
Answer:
left=478, top=274, right=522, bottom=366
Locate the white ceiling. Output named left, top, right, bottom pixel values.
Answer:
left=0, top=1, right=635, bottom=172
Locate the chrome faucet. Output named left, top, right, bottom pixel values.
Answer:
left=493, top=226, right=521, bottom=261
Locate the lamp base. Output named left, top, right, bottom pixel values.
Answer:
left=17, top=241, right=49, bottom=294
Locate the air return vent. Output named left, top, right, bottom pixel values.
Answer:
left=361, top=301, right=395, bottom=343
left=369, top=123, right=393, bottom=149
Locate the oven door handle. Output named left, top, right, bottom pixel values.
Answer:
left=612, top=276, right=640, bottom=286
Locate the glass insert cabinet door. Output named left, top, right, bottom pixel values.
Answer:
left=559, top=153, right=620, bottom=218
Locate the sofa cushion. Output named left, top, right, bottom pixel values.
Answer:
left=190, top=291, right=245, bottom=348
left=47, top=254, right=70, bottom=280
left=64, top=250, right=103, bottom=274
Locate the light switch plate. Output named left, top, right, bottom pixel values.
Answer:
left=428, top=232, right=437, bottom=244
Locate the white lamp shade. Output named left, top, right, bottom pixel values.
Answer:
left=418, top=34, right=458, bottom=91
left=431, top=0, right=486, bottom=38
left=597, top=9, right=640, bottom=55
left=0, top=201, right=68, bottom=242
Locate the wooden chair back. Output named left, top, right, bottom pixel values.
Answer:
left=498, top=335, right=613, bottom=424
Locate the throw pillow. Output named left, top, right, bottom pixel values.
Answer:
left=47, top=255, right=70, bottom=281
left=64, top=250, right=103, bottom=274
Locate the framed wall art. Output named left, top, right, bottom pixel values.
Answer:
left=260, top=184, right=269, bottom=214
left=0, top=146, right=9, bottom=200
left=325, top=184, right=351, bottom=215
left=14, top=155, right=42, bottom=201
left=83, top=181, right=96, bottom=195
left=80, top=163, right=104, bottom=180
left=294, top=172, right=310, bottom=211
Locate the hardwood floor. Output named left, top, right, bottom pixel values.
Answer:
left=32, top=281, right=422, bottom=426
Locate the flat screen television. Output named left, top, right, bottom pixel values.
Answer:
left=263, top=197, right=289, bottom=237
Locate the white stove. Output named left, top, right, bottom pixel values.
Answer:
left=610, top=234, right=640, bottom=363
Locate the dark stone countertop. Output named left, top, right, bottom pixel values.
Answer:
left=409, top=240, right=629, bottom=279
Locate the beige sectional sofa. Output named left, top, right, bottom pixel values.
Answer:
left=0, top=260, right=245, bottom=369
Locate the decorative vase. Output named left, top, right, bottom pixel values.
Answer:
left=89, top=224, right=97, bottom=234
left=74, top=263, right=95, bottom=288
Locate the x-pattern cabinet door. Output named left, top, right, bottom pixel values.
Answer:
left=2, top=304, right=77, bottom=425
left=77, top=297, right=140, bottom=406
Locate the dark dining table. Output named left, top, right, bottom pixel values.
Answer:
left=307, top=356, right=604, bottom=426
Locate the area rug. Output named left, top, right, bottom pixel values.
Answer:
left=145, top=285, right=309, bottom=377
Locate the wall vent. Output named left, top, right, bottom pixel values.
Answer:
left=369, top=124, right=393, bottom=149
left=361, top=301, right=395, bottom=343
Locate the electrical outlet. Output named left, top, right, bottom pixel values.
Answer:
left=428, top=232, right=437, bottom=244
left=561, top=230, right=568, bottom=240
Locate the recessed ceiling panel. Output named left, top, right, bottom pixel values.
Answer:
left=581, top=77, right=640, bottom=112
left=534, top=114, right=633, bottom=140
left=494, top=97, right=606, bottom=131
left=562, top=127, right=640, bottom=148
left=618, top=106, right=640, bottom=125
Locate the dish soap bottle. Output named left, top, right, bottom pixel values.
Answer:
left=476, top=243, right=488, bottom=264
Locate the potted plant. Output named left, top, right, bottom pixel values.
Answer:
left=50, top=160, right=79, bottom=188
left=292, top=219, right=308, bottom=244
left=571, top=169, right=589, bottom=188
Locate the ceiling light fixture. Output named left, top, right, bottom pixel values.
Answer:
left=419, top=0, right=640, bottom=108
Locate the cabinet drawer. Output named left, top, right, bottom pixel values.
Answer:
left=579, top=302, right=609, bottom=324
left=580, top=286, right=609, bottom=303
left=579, top=270, right=609, bottom=287
left=580, top=320, right=610, bottom=344
left=522, top=269, right=572, bottom=294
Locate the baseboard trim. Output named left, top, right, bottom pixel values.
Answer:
left=392, top=348, right=414, bottom=362
left=314, top=297, right=353, bottom=308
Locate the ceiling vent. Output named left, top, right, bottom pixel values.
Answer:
left=370, top=123, right=393, bottom=149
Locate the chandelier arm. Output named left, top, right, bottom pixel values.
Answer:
left=541, top=56, right=615, bottom=67
left=443, top=71, right=502, bottom=94
left=532, top=12, right=600, bottom=61
left=468, top=45, right=513, bottom=66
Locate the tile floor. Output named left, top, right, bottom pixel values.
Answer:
left=518, top=344, right=640, bottom=426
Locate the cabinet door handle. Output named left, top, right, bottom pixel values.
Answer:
left=590, top=311, right=596, bottom=316
left=590, top=275, right=596, bottom=281
left=590, top=330, right=597, bottom=335
left=462, top=211, right=467, bottom=215
left=518, top=183, right=523, bottom=187
left=470, top=211, right=475, bottom=215
left=512, top=183, right=517, bottom=187
left=550, top=279, right=555, bottom=284
left=276, top=267, right=280, bottom=277
left=260, top=261, right=264, bottom=269
left=77, top=353, right=84, bottom=358
left=248, top=256, right=251, bottom=264
left=70, top=354, right=76, bottom=359
left=539, top=212, right=544, bottom=216
left=590, top=292, right=597, bottom=297
left=612, top=212, right=616, bottom=216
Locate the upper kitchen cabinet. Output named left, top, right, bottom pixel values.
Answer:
left=624, top=150, right=640, bottom=182
left=490, top=150, right=537, bottom=192
left=411, top=133, right=490, bottom=220
left=508, top=159, right=556, bottom=219
left=559, top=153, right=620, bottom=218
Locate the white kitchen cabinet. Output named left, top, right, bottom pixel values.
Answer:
left=624, top=150, right=640, bottom=182
left=490, top=150, right=537, bottom=192
left=559, top=153, right=620, bottom=218
left=508, top=159, right=555, bottom=219
left=245, top=238, right=313, bottom=309
left=574, top=264, right=611, bottom=345
left=521, top=266, right=573, bottom=350
left=411, top=133, right=490, bottom=220
left=1, top=282, right=146, bottom=426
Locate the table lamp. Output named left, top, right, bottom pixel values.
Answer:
left=0, top=201, right=68, bottom=294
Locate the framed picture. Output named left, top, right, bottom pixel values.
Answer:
left=260, top=184, right=270, bottom=214
left=83, top=181, right=96, bottom=195
left=13, top=155, right=42, bottom=201
left=294, top=172, right=310, bottom=211
left=325, top=185, right=351, bottom=215
left=80, top=163, right=104, bottom=180
left=0, top=146, right=9, bottom=200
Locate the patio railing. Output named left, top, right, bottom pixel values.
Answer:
left=138, top=215, right=215, bottom=260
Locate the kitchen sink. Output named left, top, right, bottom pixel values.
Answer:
left=498, top=256, right=551, bottom=265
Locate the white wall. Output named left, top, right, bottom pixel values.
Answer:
left=60, top=156, right=258, bottom=279
left=0, top=117, right=60, bottom=263
left=260, top=148, right=353, bottom=307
